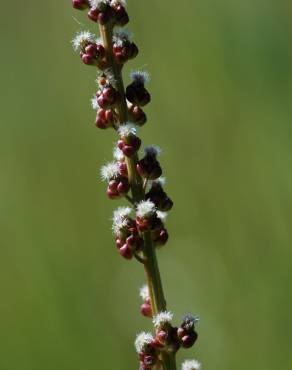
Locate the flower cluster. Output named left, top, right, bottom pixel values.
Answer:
left=135, top=312, right=200, bottom=370
left=73, top=0, right=129, bottom=25
left=71, top=1, right=200, bottom=369
left=72, top=31, right=106, bottom=67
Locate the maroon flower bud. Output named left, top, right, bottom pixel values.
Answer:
left=95, top=109, right=110, bottom=129
left=177, top=327, right=187, bottom=339
left=117, top=178, right=130, bottom=194
left=95, top=44, right=106, bottom=58
left=85, top=43, right=96, bottom=57
left=117, top=140, right=124, bottom=150
left=156, top=330, right=168, bottom=346
left=145, top=297, right=151, bottom=305
left=107, top=180, right=120, bottom=199
left=81, top=53, right=93, bottom=65
left=126, top=234, right=137, bottom=247
left=118, top=162, right=128, bottom=177
left=177, top=315, right=199, bottom=348
left=126, top=234, right=143, bottom=250
left=154, top=228, right=169, bottom=246
left=88, top=8, right=99, bottom=22
left=119, top=244, right=133, bottom=260
left=102, top=86, right=119, bottom=104
left=112, top=41, right=135, bottom=64
left=112, top=4, right=129, bottom=26
left=105, top=109, right=114, bottom=124
left=113, top=44, right=122, bottom=54
left=107, top=188, right=119, bottom=199
left=181, top=331, right=198, bottom=348
left=129, top=105, right=147, bottom=126
left=115, top=238, right=124, bottom=250
left=151, top=338, right=164, bottom=349
left=72, top=0, right=89, bottom=10
left=122, top=144, right=135, bottom=157
left=113, top=52, right=123, bottom=64
left=140, top=302, right=152, bottom=318
left=97, top=95, right=108, bottom=108
left=136, top=153, right=162, bottom=180
left=129, top=42, right=139, bottom=59
left=118, top=137, right=141, bottom=157
left=113, top=45, right=129, bottom=64
left=126, top=82, right=150, bottom=107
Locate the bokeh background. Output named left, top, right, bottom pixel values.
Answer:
left=1, top=1, right=292, bottom=369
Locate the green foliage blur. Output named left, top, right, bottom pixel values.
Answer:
left=1, top=1, right=292, bottom=369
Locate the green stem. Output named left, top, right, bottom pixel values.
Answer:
left=99, top=23, right=177, bottom=370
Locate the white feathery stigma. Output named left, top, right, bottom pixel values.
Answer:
left=72, top=31, right=94, bottom=51
left=89, top=0, right=108, bottom=8
left=112, top=217, right=129, bottom=235
left=136, top=200, right=156, bottom=218
left=91, top=96, right=99, bottom=111
left=110, top=0, right=127, bottom=6
left=112, top=206, right=132, bottom=235
left=113, top=28, right=133, bottom=46
left=95, top=36, right=103, bottom=45
left=118, top=123, right=138, bottom=137
left=182, top=360, right=201, bottom=370
left=156, top=211, right=168, bottom=222
left=135, top=332, right=153, bottom=353
left=144, top=145, right=161, bottom=157
left=153, top=311, right=173, bottom=328
left=139, top=285, right=150, bottom=301
left=113, top=206, right=132, bottom=222
left=100, top=162, right=119, bottom=181
left=182, top=314, right=200, bottom=330
left=131, top=70, right=150, bottom=85
left=113, top=146, right=125, bottom=161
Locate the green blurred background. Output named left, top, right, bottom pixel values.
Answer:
left=1, top=1, right=292, bottom=369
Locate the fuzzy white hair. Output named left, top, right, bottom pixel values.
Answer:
left=130, top=70, right=150, bottom=85
left=182, top=360, right=201, bottom=370
left=112, top=206, right=132, bottom=235
left=136, top=200, right=156, bottom=218
left=118, top=123, right=138, bottom=137
left=153, top=311, right=173, bottom=328
left=100, top=162, right=119, bottom=181
left=72, top=31, right=94, bottom=51
left=135, top=332, right=153, bottom=353
left=139, top=285, right=150, bottom=300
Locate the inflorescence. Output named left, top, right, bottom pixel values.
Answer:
left=71, top=1, right=200, bottom=369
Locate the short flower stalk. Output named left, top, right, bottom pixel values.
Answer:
left=71, top=1, right=201, bottom=369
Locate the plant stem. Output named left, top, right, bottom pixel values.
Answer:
left=99, top=23, right=177, bottom=370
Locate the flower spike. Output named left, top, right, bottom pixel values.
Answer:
left=70, top=1, right=199, bottom=369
